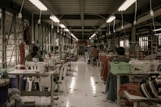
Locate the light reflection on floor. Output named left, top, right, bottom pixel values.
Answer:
left=21, top=57, right=118, bottom=107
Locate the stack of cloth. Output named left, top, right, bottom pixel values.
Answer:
left=7, top=88, right=21, bottom=107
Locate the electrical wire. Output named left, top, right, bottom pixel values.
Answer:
left=19, top=0, right=25, bottom=14
left=38, top=10, right=42, bottom=24
left=113, top=18, right=116, bottom=33
left=121, top=11, right=124, bottom=29
left=134, top=0, right=137, bottom=25
left=109, top=23, right=111, bottom=34
left=150, top=0, right=156, bottom=31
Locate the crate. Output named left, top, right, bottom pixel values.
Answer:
left=110, top=62, right=131, bottom=74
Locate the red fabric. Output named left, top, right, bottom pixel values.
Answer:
left=118, top=83, right=143, bottom=97
left=24, top=24, right=30, bottom=45
left=101, top=56, right=114, bottom=82
left=101, top=59, right=108, bottom=82
left=19, top=42, right=25, bottom=65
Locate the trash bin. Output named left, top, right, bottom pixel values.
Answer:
left=10, top=75, right=26, bottom=91
left=0, top=85, right=8, bottom=106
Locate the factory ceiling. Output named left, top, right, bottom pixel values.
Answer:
left=1, top=0, right=161, bottom=40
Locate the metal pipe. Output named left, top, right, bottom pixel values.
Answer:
left=1, top=9, right=7, bottom=68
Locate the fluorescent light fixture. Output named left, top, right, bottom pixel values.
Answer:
left=89, top=33, right=96, bottom=39
left=64, top=28, right=69, bottom=32
left=18, top=13, right=22, bottom=18
left=118, top=0, right=136, bottom=11
left=71, top=33, right=78, bottom=41
left=59, top=24, right=66, bottom=29
left=153, top=28, right=161, bottom=32
left=154, top=33, right=161, bottom=36
left=106, top=16, right=116, bottom=23
left=50, top=15, right=60, bottom=23
left=29, top=0, right=47, bottom=11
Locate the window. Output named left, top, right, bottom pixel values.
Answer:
left=139, top=36, right=148, bottom=51
left=119, top=39, right=129, bottom=48
left=120, top=40, right=124, bottom=47
left=158, top=34, right=161, bottom=46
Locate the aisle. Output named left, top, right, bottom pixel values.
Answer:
left=21, top=57, right=118, bottom=107
left=56, top=57, right=117, bottom=107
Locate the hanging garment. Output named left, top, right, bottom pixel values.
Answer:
left=19, top=42, right=25, bottom=65
left=24, top=24, right=30, bottom=45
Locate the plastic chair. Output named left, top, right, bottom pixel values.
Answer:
left=39, top=75, right=51, bottom=92
left=36, top=62, right=51, bottom=92
left=36, top=62, right=48, bottom=72
left=25, top=61, right=37, bottom=70
left=57, top=63, right=68, bottom=95
left=25, top=61, right=37, bottom=91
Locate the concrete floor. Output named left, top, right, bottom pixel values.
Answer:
left=21, top=57, right=161, bottom=107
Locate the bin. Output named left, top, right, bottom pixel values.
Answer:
left=0, top=85, right=8, bottom=106
left=10, top=76, right=26, bottom=91
left=110, top=62, right=131, bottom=74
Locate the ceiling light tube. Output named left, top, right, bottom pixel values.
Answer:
left=59, top=24, right=66, bottom=29
left=118, top=0, right=136, bottom=11
left=29, top=0, right=47, bottom=11
left=153, top=28, right=161, bottom=32
left=106, top=16, right=116, bottom=23
left=64, top=28, right=69, bottom=32
left=89, top=33, right=96, bottom=39
left=71, top=34, right=78, bottom=41
left=154, top=33, right=161, bottom=36
left=50, top=15, right=60, bottom=23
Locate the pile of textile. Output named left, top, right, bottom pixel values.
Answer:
left=7, top=88, right=21, bottom=107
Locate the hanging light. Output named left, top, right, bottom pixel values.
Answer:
left=89, top=33, right=96, bottom=40
left=133, top=1, right=137, bottom=25
left=51, top=22, right=54, bottom=29
left=29, top=0, right=47, bottom=11
left=118, top=0, right=136, bottom=11
left=59, top=24, right=66, bottom=29
left=18, top=0, right=25, bottom=18
left=71, top=33, right=78, bottom=41
left=150, top=0, right=154, bottom=17
left=38, top=19, right=41, bottom=24
left=64, top=28, right=69, bottom=32
left=50, top=15, right=60, bottom=23
left=106, top=16, right=116, bottom=23
left=38, top=10, right=42, bottom=24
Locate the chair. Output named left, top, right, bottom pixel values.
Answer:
left=15, top=64, right=26, bottom=70
left=57, top=63, right=68, bottom=95
left=25, top=61, right=37, bottom=91
left=36, top=62, right=51, bottom=92
left=25, top=61, right=37, bottom=70
left=36, top=62, right=48, bottom=72
left=39, top=74, right=51, bottom=92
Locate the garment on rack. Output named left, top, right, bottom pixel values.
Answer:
left=19, top=42, right=25, bottom=65
left=24, top=24, right=30, bottom=45
left=106, top=55, right=130, bottom=101
left=119, top=76, right=161, bottom=99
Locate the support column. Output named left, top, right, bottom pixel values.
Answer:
left=111, top=33, right=116, bottom=52
left=1, top=9, right=7, bottom=68
left=130, top=25, right=136, bottom=58
left=31, top=14, right=35, bottom=41
left=13, top=14, right=17, bottom=64
left=41, top=26, right=44, bottom=50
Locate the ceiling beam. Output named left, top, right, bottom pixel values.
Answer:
left=70, top=29, right=106, bottom=32
left=80, top=0, right=85, bottom=39
left=0, top=0, right=31, bottom=20
left=115, top=14, right=134, bottom=24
